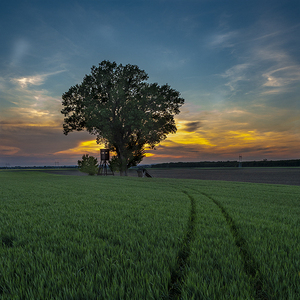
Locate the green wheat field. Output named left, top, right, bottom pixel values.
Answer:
left=0, top=171, right=299, bottom=299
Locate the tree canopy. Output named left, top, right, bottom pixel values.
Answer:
left=61, top=60, right=184, bottom=175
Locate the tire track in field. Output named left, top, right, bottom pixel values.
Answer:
left=165, top=191, right=196, bottom=300
left=200, top=191, right=271, bottom=300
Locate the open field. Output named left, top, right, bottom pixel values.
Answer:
left=131, top=167, right=300, bottom=186
left=40, top=167, right=300, bottom=186
left=0, top=170, right=299, bottom=299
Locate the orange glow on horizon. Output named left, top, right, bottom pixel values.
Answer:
left=0, top=145, right=20, bottom=156
left=146, top=154, right=185, bottom=159
left=53, top=122, right=299, bottom=162
left=227, top=130, right=258, bottom=141
left=55, top=140, right=103, bottom=155
left=144, top=152, right=155, bottom=157
left=162, top=134, right=215, bottom=147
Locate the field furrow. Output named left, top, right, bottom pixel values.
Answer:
left=176, top=188, right=255, bottom=299
left=182, top=180, right=300, bottom=299
left=201, top=191, right=270, bottom=300
left=165, top=191, right=196, bottom=300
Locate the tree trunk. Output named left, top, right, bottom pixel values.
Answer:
left=120, top=169, right=128, bottom=176
left=119, top=152, right=128, bottom=176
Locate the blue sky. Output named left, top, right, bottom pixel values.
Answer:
left=1, top=0, right=299, bottom=166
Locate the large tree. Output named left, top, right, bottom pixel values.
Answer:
left=61, top=60, right=184, bottom=175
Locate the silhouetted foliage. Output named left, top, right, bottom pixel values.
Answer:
left=78, top=154, right=98, bottom=175
left=62, top=60, right=184, bottom=175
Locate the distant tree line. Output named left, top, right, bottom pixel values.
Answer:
left=0, top=166, right=78, bottom=170
left=151, top=159, right=300, bottom=168
left=2, top=159, right=300, bottom=170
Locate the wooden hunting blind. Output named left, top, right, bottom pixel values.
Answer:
left=98, top=149, right=113, bottom=175
left=101, top=149, right=109, bottom=161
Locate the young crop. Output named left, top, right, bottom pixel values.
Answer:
left=176, top=190, right=254, bottom=299
left=0, top=171, right=299, bottom=299
left=0, top=171, right=190, bottom=299
left=181, top=180, right=300, bottom=299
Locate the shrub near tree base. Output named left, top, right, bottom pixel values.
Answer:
left=78, top=154, right=98, bottom=175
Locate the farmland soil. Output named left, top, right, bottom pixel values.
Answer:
left=40, top=167, right=300, bottom=186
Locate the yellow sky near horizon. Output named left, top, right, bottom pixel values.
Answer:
left=1, top=104, right=299, bottom=166
left=1, top=90, right=299, bottom=164
left=52, top=109, right=300, bottom=163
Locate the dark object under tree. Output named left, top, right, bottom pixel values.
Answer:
left=61, top=60, right=184, bottom=175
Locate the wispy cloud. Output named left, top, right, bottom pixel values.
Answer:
left=220, top=63, right=251, bottom=91
left=208, top=30, right=238, bottom=48
left=11, top=70, right=65, bottom=88
left=0, top=69, right=66, bottom=125
left=183, top=121, right=202, bottom=132
left=213, top=18, right=300, bottom=103
left=0, top=145, right=20, bottom=156
left=262, top=66, right=300, bottom=87
left=13, top=75, right=45, bottom=88
left=1, top=98, right=63, bottom=134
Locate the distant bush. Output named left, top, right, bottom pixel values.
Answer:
left=78, top=154, right=98, bottom=175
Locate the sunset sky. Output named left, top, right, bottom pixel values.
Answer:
left=1, top=0, right=299, bottom=167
